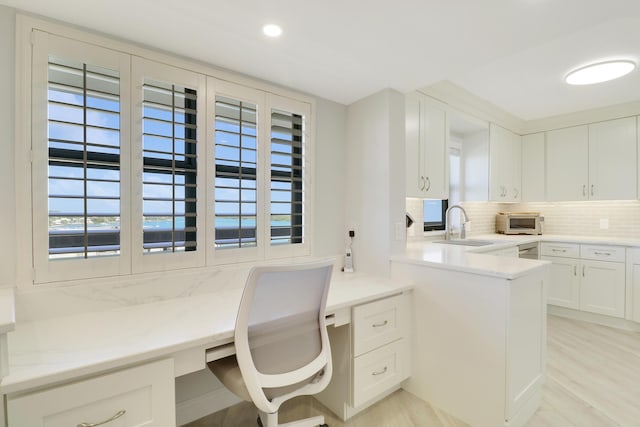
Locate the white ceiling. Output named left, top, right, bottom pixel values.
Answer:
left=3, top=0, right=640, bottom=121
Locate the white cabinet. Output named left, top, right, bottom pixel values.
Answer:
left=541, top=242, right=626, bottom=318
left=405, top=92, right=448, bottom=199
left=522, top=132, right=545, bottom=201
left=317, top=293, right=410, bottom=420
left=546, top=125, right=589, bottom=201
left=628, top=249, right=640, bottom=323
left=580, top=259, right=626, bottom=318
left=7, top=359, right=175, bottom=427
left=588, top=117, right=637, bottom=200
left=546, top=118, right=637, bottom=201
left=489, top=124, right=521, bottom=202
left=541, top=254, right=580, bottom=308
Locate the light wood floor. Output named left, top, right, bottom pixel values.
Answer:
left=186, top=315, right=640, bottom=427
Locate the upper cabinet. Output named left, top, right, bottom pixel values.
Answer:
left=405, top=92, right=449, bottom=199
left=489, top=124, right=522, bottom=202
left=588, top=117, right=637, bottom=200
left=546, top=117, right=637, bottom=201
left=522, top=132, right=545, bottom=202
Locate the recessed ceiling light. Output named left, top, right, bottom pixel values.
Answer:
left=565, top=60, right=636, bottom=85
left=262, top=24, right=283, bottom=38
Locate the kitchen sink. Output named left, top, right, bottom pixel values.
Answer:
left=434, top=239, right=495, bottom=247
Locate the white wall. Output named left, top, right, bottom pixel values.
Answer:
left=313, top=98, right=347, bottom=257
left=0, top=5, right=16, bottom=288
left=345, top=89, right=405, bottom=275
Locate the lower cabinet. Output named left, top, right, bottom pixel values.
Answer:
left=542, top=242, right=626, bottom=318
left=7, top=358, right=175, bottom=427
left=626, top=249, right=640, bottom=323
left=316, top=292, right=411, bottom=420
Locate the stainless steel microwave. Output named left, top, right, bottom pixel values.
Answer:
left=496, top=212, right=542, bottom=235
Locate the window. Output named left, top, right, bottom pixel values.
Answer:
left=47, top=56, right=122, bottom=259
left=131, top=57, right=206, bottom=273
left=141, top=80, right=198, bottom=254
left=270, top=109, right=304, bottom=246
left=26, top=25, right=312, bottom=283
left=214, top=96, right=258, bottom=250
left=423, top=199, right=448, bottom=231
left=31, top=31, right=132, bottom=283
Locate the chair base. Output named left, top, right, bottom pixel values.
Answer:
left=258, top=411, right=327, bottom=427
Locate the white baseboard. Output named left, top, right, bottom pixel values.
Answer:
left=176, top=387, right=242, bottom=426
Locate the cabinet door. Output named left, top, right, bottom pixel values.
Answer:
left=511, top=133, right=522, bottom=202
left=541, top=255, right=580, bottom=308
left=546, top=125, right=588, bottom=201
left=8, top=359, right=175, bottom=427
left=588, top=117, right=637, bottom=200
left=522, top=133, right=545, bottom=201
left=580, top=259, right=626, bottom=318
left=489, top=124, right=512, bottom=201
left=405, top=92, right=423, bottom=198
left=422, top=100, right=449, bottom=199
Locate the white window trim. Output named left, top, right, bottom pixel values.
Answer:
left=131, top=57, right=207, bottom=274
left=15, top=14, right=316, bottom=288
left=265, top=94, right=313, bottom=260
left=208, top=79, right=266, bottom=265
left=30, top=30, right=133, bottom=284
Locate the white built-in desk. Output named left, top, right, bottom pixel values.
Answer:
left=0, top=272, right=412, bottom=427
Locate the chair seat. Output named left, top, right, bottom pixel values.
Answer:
left=209, top=355, right=326, bottom=403
left=208, top=355, right=252, bottom=402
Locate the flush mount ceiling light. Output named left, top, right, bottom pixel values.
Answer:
left=565, top=60, right=636, bottom=85
left=262, top=24, right=283, bottom=38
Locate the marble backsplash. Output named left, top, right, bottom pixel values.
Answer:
left=15, top=256, right=341, bottom=323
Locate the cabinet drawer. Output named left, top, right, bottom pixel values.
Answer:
left=353, top=294, right=405, bottom=357
left=580, top=245, right=626, bottom=263
left=540, top=242, right=579, bottom=258
left=632, top=248, right=640, bottom=264
left=8, top=358, right=175, bottom=427
left=352, top=339, right=406, bottom=408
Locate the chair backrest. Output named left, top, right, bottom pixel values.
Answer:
left=234, top=259, right=334, bottom=414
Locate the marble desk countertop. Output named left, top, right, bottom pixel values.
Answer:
left=0, top=271, right=411, bottom=396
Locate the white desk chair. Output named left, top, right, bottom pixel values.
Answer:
left=208, top=260, right=334, bottom=427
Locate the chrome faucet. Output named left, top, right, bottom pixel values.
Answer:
left=444, top=204, right=469, bottom=240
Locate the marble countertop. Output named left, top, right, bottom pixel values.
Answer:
left=0, top=272, right=411, bottom=395
left=394, top=239, right=549, bottom=279
left=0, top=287, right=15, bottom=335
left=393, top=233, right=640, bottom=280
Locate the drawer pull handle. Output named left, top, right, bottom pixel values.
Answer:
left=372, top=366, right=388, bottom=376
left=593, top=251, right=611, bottom=256
left=77, top=410, right=126, bottom=427
left=552, top=248, right=567, bottom=253
left=372, top=320, right=388, bottom=328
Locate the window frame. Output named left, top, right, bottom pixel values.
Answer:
left=130, top=57, right=207, bottom=274
left=423, top=199, right=448, bottom=232
left=208, top=80, right=266, bottom=265
left=31, top=30, right=132, bottom=283
left=265, top=94, right=312, bottom=259
left=17, top=16, right=316, bottom=287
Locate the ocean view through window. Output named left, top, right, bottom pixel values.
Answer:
left=47, top=56, right=122, bottom=259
